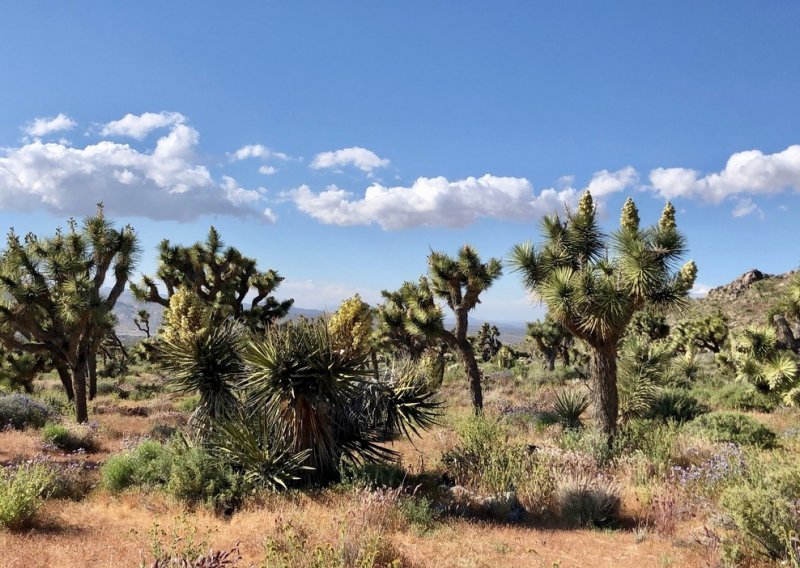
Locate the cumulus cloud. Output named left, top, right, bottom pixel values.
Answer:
left=262, top=208, right=278, bottom=224
left=690, top=283, right=712, bottom=298
left=259, top=165, right=278, bottom=175
left=731, top=197, right=764, bottom=219
left=0, top=113, right=269, bottom=221
left=310, top=146, right=389, bottom=173
left=100, top=111, right=186, bottom=139
left=649, top=145, right=800, bottom=203
left=24, top=113, right=77, bottom=137
left=229, top=144, right=290, bottom=162
left=289, top=168, right=635, bottom=230
left=221, top=175, right=264, bottom=205
left=280, top=278, right=380, bottom=310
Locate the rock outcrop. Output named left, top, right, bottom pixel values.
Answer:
left=707, top=269, right=771, bottom=300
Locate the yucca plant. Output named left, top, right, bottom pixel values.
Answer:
left=210, top=413, right=310, bottom=490
left=242, top=320, right=439, bottom=482
left=159, top=321, right=246, bottom=439
left=552, top=389, right=590, bottom=429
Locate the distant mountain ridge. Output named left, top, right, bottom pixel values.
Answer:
left=113, top=290, right=529, bottom=344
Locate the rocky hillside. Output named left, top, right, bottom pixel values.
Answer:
left=685, top=268, right=798, bottom=329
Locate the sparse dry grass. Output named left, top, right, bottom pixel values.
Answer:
left=0, top=367, right=749, bottom=568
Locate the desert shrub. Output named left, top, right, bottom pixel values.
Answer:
left=131, top=381, right=164, bottom=401
left=102, top=439, right=249, bottom=511
left=176, top=394, right=200, bottom=414
left=687, top=412, right=777, bottom=448
left=339, top=461, right=407, bottom=489
left=166, top=445, right=248, bottom=512
left=646, top=389, right=708, bottom=423
left=44, top=459, right=94, bottom=500
left=0, top=462, right=54, bottom=530
left=692, top=382, right=777, bottom=412
left=616, top=419, right=681, bottom=472
left=101, top=440, right=172, bottom=491
left=555, top=472, right=621, bottom=527
left=95, top=379, right=117, bottom=396
left=143, top=515, right=241, bottom=567
left=551, top=389, right=589, bottom=429
left=263, top=519, right=403, bottom=568
left=398, top=495, right=438, bottom=532
left=0, top=394, right=51, bottom=429
left=558, top=427, right=618, bottom=465
left=720, top=464, right=800, bottom=561
left=41, top=423, right=97, bottom=452
left=34, top=391, right=71, bottom=417
left=442, top=416, right=555, bottom=514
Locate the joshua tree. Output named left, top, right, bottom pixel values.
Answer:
left=510, top=194, right=696, bottom=436
left=527, top=317, right=572, bottom=371
left=133, top=309, right=152, bottom=338
left=474, top=322, right=502, bottom=362
left=671, top=312, right=729, bottom=354
left=380, top=246, right=502, bottom=414
left=0, top=206, right=138, bottom=422
left=131, top=226, right=293, bottom=332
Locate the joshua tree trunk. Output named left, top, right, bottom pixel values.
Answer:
left=774, top=314, right=798, bottom=353
left=71, top=360, right=89, bottom=423
left=590, top=343, right=618, bottom=437
left=88, top=356, right=98, bottom=400
left=451, top=307, right=483, bottom=415
left=56, top=364, right=75, bottom=401
left=546, top=351, right=557, bottom=372
left=371, top=351, right=380, bottom=381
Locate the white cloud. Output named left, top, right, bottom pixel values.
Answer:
left=229, top=144, right=290, bottom=162
left=584, top=166, right=639, bottom=197
left=259, top=165, right=278, bottom=175
left=731, top=197, right=764, bottom=219
left=100, top=111, right=185, bottom=139
left=310, top=146, right=389, bottom=173
left=24, top=113, right=77, bottom=137
left=690, top=283, right=712, bottom=298
left=289, top=168, right=635, bottom=230
left=262, top=208, right=278, bottom=224
left=221, top=175, right=263, bottom=205
left=649, top=145, right=800, bottom=203
left=281, top=278, right=380, bottom=310
left=0, top=114, right=268, bottom=221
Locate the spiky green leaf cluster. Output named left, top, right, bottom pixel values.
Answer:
left=131, top=226, right=293, bottom=332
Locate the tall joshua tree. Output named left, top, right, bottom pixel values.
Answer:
left=510, top=193, right=695, bottom=435
left=381, top=245, right=502, bottom=414
left=0, top=206, right=138, bottom=422
left=131, top=226, right=293, bottom=332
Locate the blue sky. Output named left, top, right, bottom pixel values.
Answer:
left=1, top=2, right=799, bottom=322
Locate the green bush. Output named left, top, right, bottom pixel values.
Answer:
left=41, top=423, right=96, bottom=452
left=101, top=440, right=171, bottom=491
left=0, top=463, right=54, bottom=530
left=0, top=394, right=51, bottom=430
left=720, top=465, right=800, bottom=560
left=687, top=412, right=777, bottom=448
left=442, top=416, right=554, bottom=514
left=175, top=394, right=200, bottom=414
left=616, top=419, right=681, bottom=467
left=101, top=440, right=248, bottom=511
left=693, top=383, right=777, bottom=412
left=646, top=389, right=708, bottom=423
left=398, top=495, right=438, bottom=532
left=339, top=461, right=406, bottom=489
left=166, top=445, right=248, bottom=512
